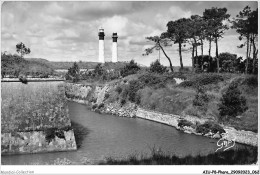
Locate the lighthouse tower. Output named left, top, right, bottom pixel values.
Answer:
left=98, top=28, right=105, bottom=63
left=112, top=33, right=118, bottom=62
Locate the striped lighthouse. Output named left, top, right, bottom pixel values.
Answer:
left=112, top=33, right=118, bottom=62
left=98, top=27, right=105, bottom=63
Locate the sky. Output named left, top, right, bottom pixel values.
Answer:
left=1, top=1, right=258, bottom=66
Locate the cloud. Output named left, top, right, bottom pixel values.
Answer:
left=45, top=2, right=144, bottom=22
left=168, top=6, right=192, bottom=19
left=101, top=16, right=129, bottom=37
left=1, top=1, right=257, bottom=65
left=2, top=33, right=15, bottom=40
left=153, top=6, right=192, bottom=31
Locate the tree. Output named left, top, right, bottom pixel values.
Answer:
left=218, top=52, right=237, bottom=72
left=149, top=59, right=168, bottom=74
left=218, top=82, right=248, bottom=120
left=249, top=9, right=258, bottom=74
left=93, top=63, right=104, bottom=76
left=232, top=6, right=258, bottom=74
left=203, top=7, right=230, bottom=73
left=16, top=42, right=31, bottom=58
left=197, top=17, right=207, bottom=56
left=66, top=62, right=80, bottom=82
left=190, top=15, right=207, bottom=56
left=120, top=60, right=140, bottom=77
left=166, top=18, right=190, bottom=69
left=144, top=35, right=173, bottom=72
left=194, top=55, right=216, bottom=72
left=186, top=15, right=206, bottom=70
left=204, top=19, right=215, bottom=57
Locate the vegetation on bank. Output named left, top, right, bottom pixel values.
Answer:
left=65, top=57, right=257, bottom=133
left=99, top=146, right=258, bottom=165
left=6, top=146, right=256, bottom=165
left=1, top=82, right=71, bottom=133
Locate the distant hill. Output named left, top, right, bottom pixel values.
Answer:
left=26, top=58, right=132, bottom=70
left=17, top=58, right=189, bottom=72
left=51, top=61, right=100, bottom=70
left=2, top=55, right=54, bottom=78
left=25, top=58, right=50, bottom=64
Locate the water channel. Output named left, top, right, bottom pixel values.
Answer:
left=1, top=82, right=246, bottom=165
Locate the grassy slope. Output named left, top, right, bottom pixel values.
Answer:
left=105, top=72, right=258, bottom=132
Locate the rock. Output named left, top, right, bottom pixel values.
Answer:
left=236, top=115, right=242, bottom=119
left=205, top=132, right=211, bottom=137
left=212, top=133, right=221, bottom=139
left=130, top=113, right=135, bottom=118
left=184, top=130, right=192, bottom=134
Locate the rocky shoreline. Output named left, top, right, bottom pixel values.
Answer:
left=65, top=82, right=258, bottom=147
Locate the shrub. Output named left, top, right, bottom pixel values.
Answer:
left=179, top=81, right=193, bottom=88
left=195, top=74, right=224, bottom=87
left=55, top=130, right=65, bottom=140
left=90, top=98, right=97, bottom=103
left=120, top=99, right=126, bottom=106
left=121, top=85, right=130, bottom=100
left=135, top=92, right=141, bottom=105
left=193, top=87, right=209, bottom=107
left=45, top=128, right=57, bottom=143
left=178, top=119, right=193, bottom=128
left=179, top=74, right=224, bottom=88
left=128, top=79, right=144, bottom=103
left=210, top=123, right=225, bottom=134
left=120, top=60, right=140, bottom=77
left=195, top=125, right=210, bottom=135
left=242, top=75, right=258, bottom=87
left=196, top=121, right=225, bottom=135
left=218, top=82, right=248, bottom=119
left=93, top=63, right=105, bottom=76
left=149, top=59, right=168, bottom=74
left=98, top=103, right=104, bottom=109
left=115, top=86, right=123, bottom=94
left=170, top=72, right=187, bottom=80
left=92, top=104, right=98, bottom=109
left=138, top=73, right=166, bottom=89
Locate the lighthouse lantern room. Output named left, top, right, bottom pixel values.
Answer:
left=98, top=28, right=105, bottom=63
left=112, top=33, right=118, bottom=62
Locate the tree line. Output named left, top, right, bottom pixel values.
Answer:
left=1, top=42, right=54, bottom=78
left=144, top=6, right=258, bottom=74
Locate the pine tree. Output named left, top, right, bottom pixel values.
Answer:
left=218, top=82, right=248, bottom=119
